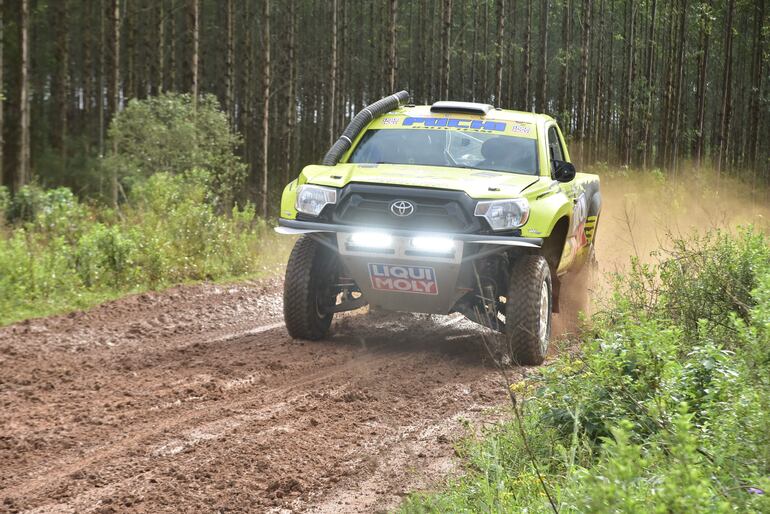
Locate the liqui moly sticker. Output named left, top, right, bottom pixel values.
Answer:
left=368, top=263, right=438, bottom=295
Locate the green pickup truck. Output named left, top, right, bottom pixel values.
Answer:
left=276, top=91, right=601, bottom=365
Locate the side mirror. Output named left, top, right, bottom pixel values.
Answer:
left=552, top=160, right=576, bottom=182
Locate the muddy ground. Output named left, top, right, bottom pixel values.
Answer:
left=0, top=279, right=535, bottom=513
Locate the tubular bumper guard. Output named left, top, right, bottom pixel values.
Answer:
left=275, top=218, right=543, bottom=248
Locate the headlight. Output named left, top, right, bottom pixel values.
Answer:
left=295, top=185, right=337, bottom=216
left=474, top=199, right=530, bottom=230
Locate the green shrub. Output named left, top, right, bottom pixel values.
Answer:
left=105, top=93, right=247, bottom=206
left=402, top=230, right=770, bottom=513
left=0, top=170, right=282, bottom=325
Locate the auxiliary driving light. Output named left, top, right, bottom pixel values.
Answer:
left=410, top=236, right=455, bottom=254
left=349, top=232, right=393, bottom=249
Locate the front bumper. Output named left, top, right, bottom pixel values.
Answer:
left=275, top=218, right=543, bottom=248
left=276, top=218, right=542, bottom=315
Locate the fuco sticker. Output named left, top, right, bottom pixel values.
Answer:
left=368, top=263, right=438, bottom=295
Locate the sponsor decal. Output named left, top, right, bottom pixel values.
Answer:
left=510, top=124, right=532, bottom=135
left=368, top=263, right=438, bottom=295
left=402, top=117, right=506, bottom=132
left=569, top=192, right=589, bottom=253
left=382, top=117, right=400, bottom=125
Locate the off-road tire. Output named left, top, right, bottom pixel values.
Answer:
left=283, top=235, right=334, bottom=340
left=504, top=255, right=552, bottom=365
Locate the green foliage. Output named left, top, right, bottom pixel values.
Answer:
left=0, top=186, right=10, bottom=225
left=104, top=93, right=247, bottom=206
left=402, top=230, right=770, bottom=513
left=0, top=171, right=288, bottom=326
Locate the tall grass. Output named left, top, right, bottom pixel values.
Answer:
left=0, top=171, right=289, bottom=326
left=402, top=229, right=770, bottom=513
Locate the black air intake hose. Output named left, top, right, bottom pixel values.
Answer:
left=321, top=90, right=410, bottom=166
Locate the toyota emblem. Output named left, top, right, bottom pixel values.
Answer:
left=390, top=200, right=415, bottom=217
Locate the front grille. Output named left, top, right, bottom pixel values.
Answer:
left=331, top=184, right=482, bottom=233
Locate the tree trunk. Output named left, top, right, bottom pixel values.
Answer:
left=537, top=0, right=548, bottom=112
left=621, top=1, right=635, bottom=165
left=747, top=0, right=765, bottom=170
left=387, top=0, right=398, bottom=91
left=98, top=0, right=106, bottom=158
left=261, top=0, right=271, bottom=217
left=189, top=0, right=199, bottom=110
left=577, top=0, right=593, bottom=142
left=717, top=0, right=735, bottom=179
left=82, top=0, right=95, bottom=148
left=470, top=1, right=478, bottom=102
left=441, top=0, right=452, bottom=99
left=329, top=0, right=337, bottom=145
left=54, top=0, right=70, bottom=164
left=170, top=2, right=177, bottom=91
left=155, top=0, right=164, bottom=95
left=670, top=0, right=688, bottom=174
left=284, top=0, right=296, bottom=185
left=559, top=0, right=572, bottom=126
left=658, top=1, right=674, bottom=167
left=482, top=1, right=488, bottom=98
left=590, top=0, right=605, bottom=163
left=17, top=0, right=31, bottom=192
left=506, top=0, right=517, bottom=107
left=523, top=0, right=532, bottom=110
left=108, top=0, right=120, bottom=207
left=494, top=0, right=505, bottom=104
left=641, top=0, right=656, bottom=169
left=125, top=1, right=135, bottom=100
left=225, top=0, right=234, bottom=121
left=693, top=0, right=710, bottom=169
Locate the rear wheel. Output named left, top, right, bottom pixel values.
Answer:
left=283, top=235, right=338, bottom=340
left=504, top=255, right=552, bottom=365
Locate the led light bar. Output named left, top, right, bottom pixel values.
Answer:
left=410, top=236, right=455, bottom=254
left=349, top=232, right=393, bottom=249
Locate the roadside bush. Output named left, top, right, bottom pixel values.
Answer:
left=104, top=93, right=247, bottom=206
left=0, top=170, right=274, bottom=325
left=402, top=229, right=770, bottom=513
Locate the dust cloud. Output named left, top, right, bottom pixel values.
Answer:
left=595, top=170, right=770, bottom=275
left=553, top=169, right=770, bottom=337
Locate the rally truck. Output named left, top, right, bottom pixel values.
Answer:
left=276, top=91, right=600, bottom=365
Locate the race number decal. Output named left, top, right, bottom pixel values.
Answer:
left=368, top=263, right=438, bottom=295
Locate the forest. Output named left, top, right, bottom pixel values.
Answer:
left=0, top=0, right=767, bottom=216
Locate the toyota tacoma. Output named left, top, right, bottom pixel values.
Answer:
left=276, top=91, right=600, bottom=365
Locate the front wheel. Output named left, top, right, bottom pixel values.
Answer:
left=504, top=255, right=552, bottom=365
left=283, top=235, right=338, bottom=340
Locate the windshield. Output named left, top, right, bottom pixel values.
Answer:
left=348, top=128, right=539, bottom=175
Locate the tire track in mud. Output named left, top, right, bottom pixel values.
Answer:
left=0, top=280, right=523, bottom=513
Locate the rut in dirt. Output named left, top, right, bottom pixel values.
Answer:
left=0, top=279, right=532, bottom=513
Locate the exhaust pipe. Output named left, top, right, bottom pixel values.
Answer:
left=322, top=90, right=410, bottom=166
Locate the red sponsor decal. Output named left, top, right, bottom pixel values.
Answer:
left=368, top=263, right=438, bottom=295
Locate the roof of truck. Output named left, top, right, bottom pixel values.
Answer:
left=392, top=103, right=556, bottom=127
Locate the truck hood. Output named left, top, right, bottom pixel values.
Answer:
left=301, top=163, right=542, bottom=198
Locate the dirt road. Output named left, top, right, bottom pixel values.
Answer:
left=0, top=279, right=525, bottom=513
left=5, top=174, right=764, bottom=513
